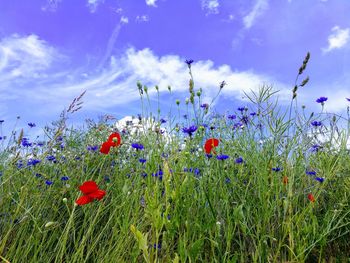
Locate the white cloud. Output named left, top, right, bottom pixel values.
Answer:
left=145, top=0, right=158, bottom=7
left=41, top=0, right=62, bottom=12
left=136, top=15, right=149, bottom=23
left=87, top=0, right=104, bottom=13
left=201, top=0, right=220, bottom=15
left=322, top=26, right=350, bottom=53
left=120, top=16, right=129, bottom=24
left=243, top=0, right=269, bottom=29
left=0, top=34, right=63, bottom=81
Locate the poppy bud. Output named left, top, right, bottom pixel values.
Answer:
left=62, top=198, right=67, bottom=203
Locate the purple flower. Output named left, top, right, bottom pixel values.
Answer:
left=311, top=121, right=322, bottom=127
left=200, top=103, right=209, bottom=109
left=45, top=180, right=53, bottom=186
left=346, top=98, right=350, bottom=102
left=182, top=125, right=197, bottom=136
left=311, top=144, right=322, bottom=152
left=227, top=114, right=236, bottom=120
left=139, top=158, right=147, bottom=164
left=46, top=155, right=56, bottom=162
left=237, top=107, right=247, bottom=113
left=87, top=145, right=99, bottom=151
left=132, top=143, right=144, bottom=150
left=225, top=178, right=231, bottom=184
left=315, top=177, right=324, bottom=183
left=160, top=118, right=167, bottom=124
left=185, top=59, right=194, bottom=66
left=21, top=138, right=32, bottom=147
left=206, top=154, right=213, bottom=159
left=272, top=167, right=281, bottom=172
left=316, top=97, right=328, bottom=103
left=28, top=122, right=36, bottom=128
left=235, top=157, right=244, bottom=164
left=27, top=159, right=41, bottom=167
left=60, top=176, right=69, bottom=181
left=306, top=170, right=317, bottom=176
left=217, top=154, right=229, bottom=161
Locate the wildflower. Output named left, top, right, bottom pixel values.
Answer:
left=139, top=158, right=147, bottom=164
left=160, top=118, right=167, bottom=124
left=35, top=173, right=42, bottom=178
left=250, top=112, right=257, bottom=116
left=61, top=176, right=69, bottom=181
left=28, top=123, right=36, bottom=128
left=87, top=145, right=99, bottom=151
left=240, top=116, right=249, bottom=125
left=131, top=143, right=144, bottom=150
left=182, top=125, right=197, bottom=137
left=315, top=177, right=324, bottom=183
left=204, top=138, right=219, bottom=154
left=46, top=155, right=56, bottom=162
left=216, top=154, right=229, bottom=161
left=306, top=170, right=317, bottom=176
left=346, top=98, right=350, bottom=102
left=200, top=103, right=209, bottom=109
left=185, top=59, right=194, bottom=66
left=225, top=178, right=231, bottom=184
left=272, top=167, right=281, bottom=172
left=21, top=138, right=32, bottom=147
left=307, top=193, right=315, bottom=203
left=108, top=132, right=121, bottom=147
left=206, top=153, right=213, bottom=159
left=0, top=120, right=4, bottom=123
left=237, top=107, right=247, bottom=113
left=100, top=141, right=113, bottom=154
left=311, top=121, right=322, bottom=127
left=27, top=159, right=41, bottom=167
left=316, top=97, right=328, bottom=104
left=227, top=114, right=236, bottom=120
left=235, top=157, right=244, bottom=164
left=141, top=172, right=148, bottom=178
left=311, top=144, right=322, bottom=152
left=75, top=181, right=106, bottom=206
left=45, top=180, right=53, bottom=185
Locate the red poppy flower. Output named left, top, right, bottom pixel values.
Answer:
left=75, top=181, right=106, bottom=206
left=100, top=141, right=114, bottom=154
left=107, top=132, right=121, bottom=147
left=204, top=138, right=219, bottom=154
left=307, top=193, right=315, bottom=203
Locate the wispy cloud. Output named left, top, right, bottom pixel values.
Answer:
left=136, top=15, right=149, bottom=23
left=120, top=16, right=129, bottom=24
left=243, top=0, right=269, bottom=29
left=322, top=26, right=350, bottom=53
left=201, top=0, right=220, bottom=15
left=145, top=0, right=158, bottom=7
left=87, top=0, right=104, bottom=13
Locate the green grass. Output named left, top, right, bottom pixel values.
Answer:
left=0, top=53, right=349, bottom=262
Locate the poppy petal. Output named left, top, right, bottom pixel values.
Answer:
left=88, top=190, right=106, bottom=200
left=75, top=195, right=93, bottom=206
left=108, top=132, right=121, bottom=147
left=204, top=138, right=219, bottom=154
left=79, top=181, right=98, bottom=194
left=100, top=141, right=113, bottom=154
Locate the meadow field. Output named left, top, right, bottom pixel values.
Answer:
left=0, top=54, right=349, bottom=262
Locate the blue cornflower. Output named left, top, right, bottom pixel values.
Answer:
left=206, top=154, right=213, bottom=159
left=182, top=125, right=197, bottom=136
left=141, top=172, right=148, bottom=178
left=185, top=59, right=194, bottom=66
left=311, top=144, right=322, bottom=152
left=316, top=97, right=328, bottom=103
left=235, top=157, right=244, bottom=164
left=225, top=178, right=231, bottom=184
left=193, top=168, right=200, bottom=176
left=306, top=170, right=317, bottom=176
left=311, top=121, right=322, bottom=127
left=200, top=103, right=209, bottom=109
left=233, top=122, right=243, bottom=129
left=104, top=176, right=111, bottom=183
left=272, top=167, right=281, bottom=172
left=250, top=112, right=257, bottom=116
left=56, top=136, right=63, bottom=142
left=160, top=118, right=167, bottom=124
left=21, top=138, right=32, bottom=147
left=132, top=143, right=144, bottom=150
left=228, top=114, right=236, bottom=120
left=139, top=158, right=147, bottom=164
left=46, top=155, right=56, bottom=162
left=0, top=120, right=4, bottom=123
left=237, top=107, right=247, bottom=113
left=28, top=122, right=36, bottom=128
left=60, top=176, right=69, bottom=181
left=17, top=160, right=23, bottom=169
left=45, top=180, right=53, bottom=186
left=346, top=98, right=350, bottom=102
left=183, top=114, right=188, bottom=119
left=217, top=154, right=229, bottom=160
left=35, top=173, right=42, bottom=178
left=240, top=116, right=249, bottom=125
left=87, top=145, right=99, bottom=151
left=37, top=142, right=44, bottom=147
left=0, top=136, right=2, bottom=140
left=27, top=159, right=41, bottom=167
left=315, top=177, right=324, bottom=183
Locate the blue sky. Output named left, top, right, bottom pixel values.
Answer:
left=0, top=0, right=350, bottom=140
